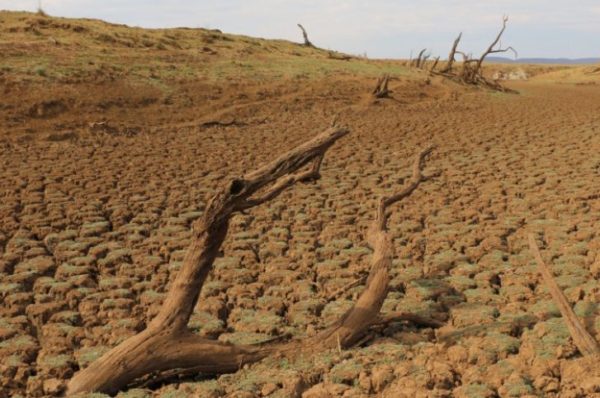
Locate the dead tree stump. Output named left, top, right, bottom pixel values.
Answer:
left=297, top=23, right=314, bottom=47
left=372, top=74, right=390, bottom=98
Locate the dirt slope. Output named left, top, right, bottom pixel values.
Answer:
left=1, top=11, right=599, bottom=398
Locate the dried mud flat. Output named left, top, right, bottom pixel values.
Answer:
left=1, top=20, right=600, bottom=397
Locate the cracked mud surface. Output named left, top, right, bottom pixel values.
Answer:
left=1, top=13, right=600, bottom=398
left=2, top=77, right=599, bottom=397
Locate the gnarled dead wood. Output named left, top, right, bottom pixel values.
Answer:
left=67, top=129, right=438, bottom=395
left=441, top=32, right=462, bottom=73
left=475, top=16, right=517, bottom=72
left=528, top=234, right=600, bottom=357
left=413, top=48, right=427, bottom=68
left=297, top=23, right=314, bottom=47
left=66, top=127, right=349, bottom=395
left=431, top=17, right=516, bottom=92
left=372, top=74, right=390, bottom=98
left=310, top=146, right=436, bottom=349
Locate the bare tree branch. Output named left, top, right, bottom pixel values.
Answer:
left=430, top=56, right=440, bottom=72
left=311, top=146, right=437, bottom=348
left=66, top=127, right=349, bottom=395
left=297, top=23, right=314, bottom=47
left=528, top=234, right=600, bottom=357
left=67, top=131, right=439, bottom=396
left=476, top=16, right=516, bottom=70
left=375, top=311, right=444, bottom=328
left=441, top=32, right=462, bottom=73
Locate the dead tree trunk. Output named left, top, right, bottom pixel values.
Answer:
left=66, top=127, right=437, bottom=395
left=372, top=74, right=390, bottom=98
left=66, top=127, right=349, bottom=395
left=440, top=32, right=462, bottom=73
left=528, top=235, right=600, bottom=356
left=413, top=48, right=427, bottom=68
left=297, top=23, right=314, bottom=47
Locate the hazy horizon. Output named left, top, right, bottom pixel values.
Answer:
left=1, top=0, right=599, bottom=60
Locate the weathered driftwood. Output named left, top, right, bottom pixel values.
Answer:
left=413, top=48, right=427, bottom=68
left=528, top=234, right=600, bottom=357
left=372, top=74, right=390, bottom=98
left=67, top=127, right=349, bottom=394
left=67, top=127, right=437, bottom=395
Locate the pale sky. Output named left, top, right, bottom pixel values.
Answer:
left=1, top=0, right=599, bottom=59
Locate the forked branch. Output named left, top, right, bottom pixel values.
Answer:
left=441, top=32, right=462, bottom=73
left=66, top=127, right=349, bottom=395
left=372, top=74, right=390, bottom=98
left=476, top=16, right=517, bottom=70
left=528, top=234, right=600, bottom=357
left=311, top=146, right=436, bottom=348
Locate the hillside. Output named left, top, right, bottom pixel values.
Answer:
left=0, top=10, right=436, bottom=142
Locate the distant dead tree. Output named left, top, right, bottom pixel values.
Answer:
left=66, top=125, right=440, bottom=395
left=440, top=32, right=462, bottom=73
left=297, top=23, right=314, bottom=47
left=37, top=0, right=48, bottom=16
left=474, top=15, right=517, bottom=72
left=433, top=16, right=517, bottom=91
left=413, top=48, right=427, bottom=68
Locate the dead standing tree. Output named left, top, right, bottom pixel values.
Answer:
left=440, top=32, right=462, bottom=73
left=66, top=126, right=438, bottom=395
left=297, top=23, right=314, bottom=47
left=413, top=48, right=427, bottom=68
left=434, top=16, right=517, bottom=91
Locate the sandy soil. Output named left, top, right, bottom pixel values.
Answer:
left=1, top=11, right=600, bottom=398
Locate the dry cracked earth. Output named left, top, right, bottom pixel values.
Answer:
left=1, top=76, right=600, bottom=398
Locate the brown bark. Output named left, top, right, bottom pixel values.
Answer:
left=431, top=17, right=517, bottom=92
left=310, top=146, right=436, bottom=349
left=528, top=234, right=600, bottom=356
